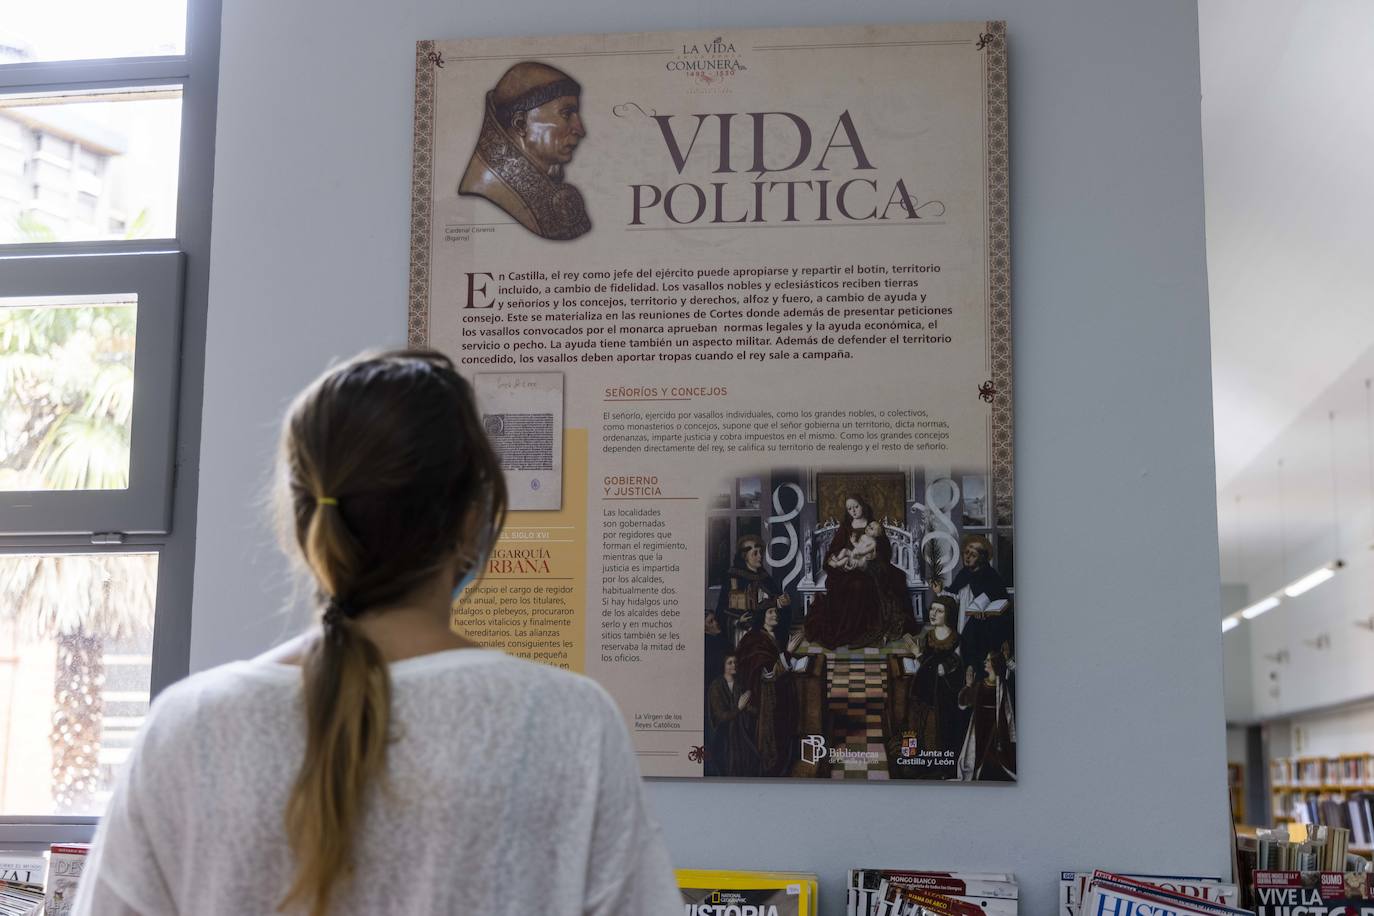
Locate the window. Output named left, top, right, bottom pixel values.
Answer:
left=35, top=134, right=73, bottom=161
left=3, top=2, right=187, bottom=64
left=1, top=257, right=182, bottom=534
left=75, top=191, right=97, bottom=221
left=0, top=88, right=183, bottom=244
left=0, top=0, right=219, bottom=844
left=0, top=295, right=139, bottom=492
left=76, top=148, right=101, bottom=176
left=0, top=552, right=156, bottom=816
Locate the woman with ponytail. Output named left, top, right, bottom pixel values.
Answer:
left=73, top=350, right=681, bottom=915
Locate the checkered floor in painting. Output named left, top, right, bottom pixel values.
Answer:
left=819, top=651, right=890, bottom=780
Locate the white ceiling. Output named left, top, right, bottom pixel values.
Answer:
left=1201, top=0, right=1374, bottom=490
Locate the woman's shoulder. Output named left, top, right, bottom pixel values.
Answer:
left=151, top=657, right=294, bottom=714
left=393, top=648, right=584, bottom=684
left=396, top=650, right=622, bottom=720
left=122, top=659, right=297, bottom=773
left=142, top=651, right=599, bottom=729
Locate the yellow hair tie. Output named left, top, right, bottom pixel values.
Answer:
left=317, top=497, right=338, bottom=506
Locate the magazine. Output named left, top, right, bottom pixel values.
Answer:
left=859, top=871, right=1017, bottom=899
left=1252, top=870, right=1373, bottom=916
left=1080, top=872, right=1250, bottom=916
left=0, top=855, right=43, bottom=890
left=1058, top=871, right=1233, bottom=916
left=677, top=870, right=818, bottom=916
left=44, top=844, right=89, bottom=916
left=0, top=879, right=43, bottom=916
left=878, top=882, right=1018, bottom=916
left=847, top=871, right=1017, bottom=916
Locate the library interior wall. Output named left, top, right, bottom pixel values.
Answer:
left=1208, top=0, right=1374, bottom=801
left=1279, top=702, right=1374, bottom=760
left=1218, top=346, right=1374, bottom=758
left=193, top=1, right=1227, bottom=912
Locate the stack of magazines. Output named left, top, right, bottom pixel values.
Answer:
left=0, top=850, right=45, bottom=916
left=677, top=869, right=818, bottom=916
left=0, top=881, right=41, bottom=916
left=1059, top=871, right=1238, bottom=915
left=847, top=869, right=1017, bottom=915
left=1075, top=871, right=1248, bottom=916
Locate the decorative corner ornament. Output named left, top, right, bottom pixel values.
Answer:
left=427, top=50, right=445, bottom=69
left=976, top=33, right=994, bottom=51
left=612, top=101, right=657, bottom=119
left=688, top=745, right=706, bottom=764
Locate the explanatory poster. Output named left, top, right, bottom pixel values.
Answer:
left=410, top=21, right=1014, bottom=782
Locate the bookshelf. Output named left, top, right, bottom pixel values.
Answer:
left=1268, top=753, right=1374, bottom=854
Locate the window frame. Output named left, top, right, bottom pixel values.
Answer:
left=1, top=252, right=185, bottom=536
left=0, top=541, right=163, bottom=836
left=0, top=816, right=100, bottom=849
left=0, top=0, right=222, bottom=837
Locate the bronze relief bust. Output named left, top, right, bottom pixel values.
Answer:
left=459, top=62, right=592, bottom=241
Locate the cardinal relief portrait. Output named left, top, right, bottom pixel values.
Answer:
left=459, top=61, right=592, bottom=241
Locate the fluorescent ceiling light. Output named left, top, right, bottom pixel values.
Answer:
left=1283, top=566, right=1336, bottom=598
left=1222, top=616, right=1241, bottom=633
left=1240, top=595, right=1280, bottom=620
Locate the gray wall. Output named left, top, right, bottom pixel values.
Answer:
left=196, top=1, right=1227, bottom=912
left=1221, top=583, right=1254, bottom=723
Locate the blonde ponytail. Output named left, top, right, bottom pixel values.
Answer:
left=279, top=503, right=390, bottom=916
left=279, top=617, right=389, bottom=916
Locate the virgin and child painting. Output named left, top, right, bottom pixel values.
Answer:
left=702, top=469, right=1016, bottom=782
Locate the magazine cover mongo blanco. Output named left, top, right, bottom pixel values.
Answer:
left=409, top=22, right=1015, bottom=781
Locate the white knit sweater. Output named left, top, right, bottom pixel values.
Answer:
left=73, top=649, right=681, bottom=915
